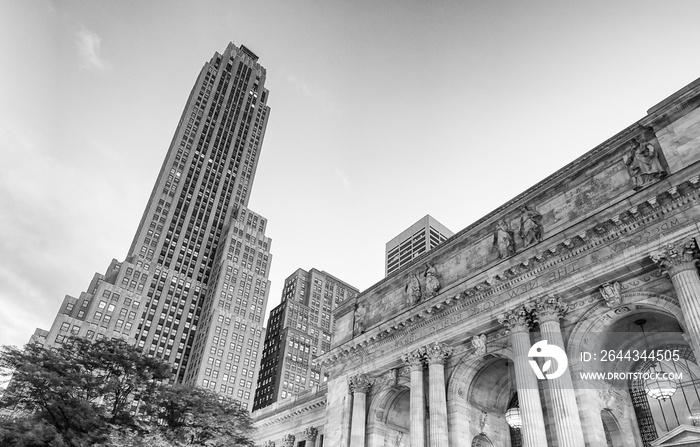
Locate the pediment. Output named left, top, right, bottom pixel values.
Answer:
left=651, top=424, right=700, bottom=446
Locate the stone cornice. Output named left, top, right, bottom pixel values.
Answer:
left=253, top=394, right=327, bottom=428
left=337, top=122, right=647, bottom=308
left=317, top=171, right=700, bottom=370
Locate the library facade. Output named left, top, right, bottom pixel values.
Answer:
left=253, top=78, right=700, bottom=447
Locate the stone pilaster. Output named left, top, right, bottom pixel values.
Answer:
left=349, top=374, right=373, bottom=447
left=499, top=306, right=549, bottom=447
left=651, top=240, right=700, bottom=356
left=533, top=295, right=585, bottom=447
left=421, top=342, right=453, bottom=447
left=402, top=349, right=426, bottom=447
left=304, top=426, right=319, bottom=447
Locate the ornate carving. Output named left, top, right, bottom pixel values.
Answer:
left=519, top=205, right=544, bottom=247
left=599, top=281, right=622, bottom=307
left=424, top=263, right=440, bottom=297
left=303, top=426, right=318, bottom=441
left=493, top=219, right=516, bottom=259
left=401, top=349, right=425, bottom=371
left=349, top=374, right=374, bottom=394
left=478, top=411, right=488, bottom=433
left=263, top=442, right=276, bottom=447
left=623, top=137, right=667, bottom=190
left=498, top=305, right=533, bottom=333
left=405, top=272, right=422, bottom=305
left=421, top=342, right=453, bottom=365
left=353, top=303, right=367, bottom=336
left=471, top=334, right=487, bottom=356
left=650, top=240, right=699, bottom=276
left=282, top=434, right=295, bottom=447
left=375, top=411, right=383, bottom=421
left=533, top=294, right=567, bottom=323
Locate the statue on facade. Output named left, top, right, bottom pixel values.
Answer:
left=471, top=334, right=487, bottom=355
left=599, top=281, right=622, bottom=308
left=519, top=205, right=544, bottom=247
left=624, top=137, right=667, bottom=190
left=405, top=273, right=422, bottom=305
left=424, top=263, right=440, bottom=297
left=354, top=303, right=367, bottom=335
left=492, top=219, right=515, bottom=259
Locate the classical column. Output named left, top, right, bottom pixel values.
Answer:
left=349, top=374, right=373, bottom=447
left=401, top=349, right=426, bottom=447
left=651, top=240, right=700, bottom=356
left=499, top=306, right=549, bottom=447
left=533, top=295, right=585, bottom=447
left=282, top=434, right=295, bottom=447
left=421, top=342, right=453, bottom=447
left=303, top=426, right=319, bottom=447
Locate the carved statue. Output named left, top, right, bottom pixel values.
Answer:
left=405, top=273, right=422, bottom=305
left=354, top=303, right=367, bottom=335
left=492, top=219, right=516, bottom=259
left=599, top=281, right=622, bottom=308
left=624, top=137, right=667, bottom=190
left=519, top=205, right=544, bottom=247
left=424, top=263, right=440, bottom=296
left=471, top=334, right=487, bottom=355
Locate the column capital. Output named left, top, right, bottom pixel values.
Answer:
left=650, top=240, right=699, bottom=276
left=263, top=442, right=275, bottom=447
left=349, top=373, right=374, bottom=394
left=401, top=349, right=425, bottom=370
left=533, top=294, right=567, bottom=324
left=498, top=305, right=532, bottom=333
left=303, top=426, right=318, bottom=441
left=282, top=434, right=295, bottom=447
left=421, top=342, right=453, bottom=365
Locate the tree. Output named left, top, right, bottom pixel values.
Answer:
left=0, top=337, right=255, bottom=447
left=155, top=385, right=255, bottom=446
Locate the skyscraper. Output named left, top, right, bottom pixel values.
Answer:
left=37, top=43, right=272, bottom=394
left=385, top=215, right=453, bottom=276
left=252, top=268, right=358, bottom=411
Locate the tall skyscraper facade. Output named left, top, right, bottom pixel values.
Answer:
left=37, top=43, right=273, bottom=394
left=385, top=214, right=453, bottom=275
left=252, top=269, right=358, bottom=411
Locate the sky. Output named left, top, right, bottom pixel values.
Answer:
left=2, top=0, right=700, bottom=349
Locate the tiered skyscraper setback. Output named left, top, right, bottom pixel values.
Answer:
left=252, top=269, right=358, bottom=411
left=36, top=43, right=272, bottom=408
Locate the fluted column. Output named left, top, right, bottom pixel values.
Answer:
left=303, top=426, right=318, bottom=447
left=499, top=306, right=549, bottom=447
left=651, top=240, right=700, bottom=356
left=533, top=295, right=585, bottom=447
left=349, top=374, right=373, bottom=447
left=421, top=342, right=452, bottom=447
left=402, top=349, right=426, bottom=447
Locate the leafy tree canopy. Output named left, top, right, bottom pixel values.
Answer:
left=0, top=337, right=255, bottom=447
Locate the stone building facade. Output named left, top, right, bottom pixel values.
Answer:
left=253, top=77, right=700, bottom=447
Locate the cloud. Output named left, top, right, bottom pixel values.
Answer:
left=286, top=72, right=340, bottom=115
left=334, top=167, right=351, bottom=191
left=76, top=27, right=109, bottom=71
